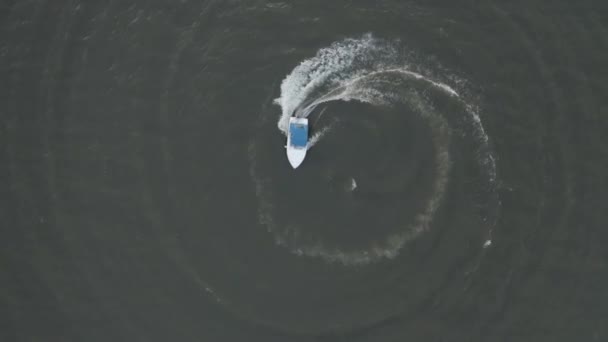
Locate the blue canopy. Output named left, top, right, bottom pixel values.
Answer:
left=289, top=122, right=308, bottom=148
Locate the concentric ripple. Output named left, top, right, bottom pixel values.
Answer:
left=249, top=35, right=499, bottom=265
left=4, top=1, right=607, bottom=339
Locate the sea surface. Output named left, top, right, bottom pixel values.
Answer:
left=1, top=1, right=608, bottom=341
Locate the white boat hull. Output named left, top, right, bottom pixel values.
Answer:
left=286, top=147, right=306, bottom=168
left=286, top=117, right=308, bottom=169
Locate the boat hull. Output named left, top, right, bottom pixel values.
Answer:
left=286, top=117, right=308, bottom=169
left=286, top=147, right=306, bottom=168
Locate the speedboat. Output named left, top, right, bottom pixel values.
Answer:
left=286, top=117, right=308, bottom=168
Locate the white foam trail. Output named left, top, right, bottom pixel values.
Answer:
left=275, top=35, right=459, bottom=135
left=250, top=34, right=497, bottom=265
left=308, top=121, right=335, bottom=148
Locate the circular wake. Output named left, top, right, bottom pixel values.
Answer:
left=250, top=34, right=498, bottom=265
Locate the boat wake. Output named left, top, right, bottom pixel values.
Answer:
left=250, top=34, right=499, bottom=265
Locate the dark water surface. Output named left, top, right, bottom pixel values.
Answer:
left=2, top=1, right=608, bottom=341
